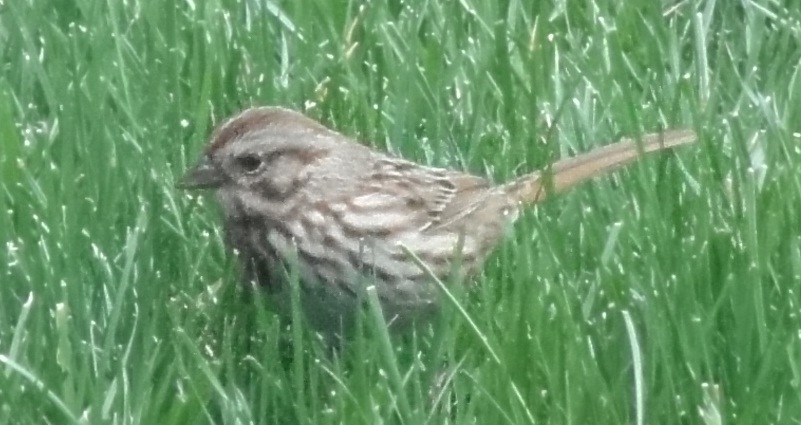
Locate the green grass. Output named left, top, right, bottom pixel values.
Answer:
left=2, top=0, right=801, bottom=423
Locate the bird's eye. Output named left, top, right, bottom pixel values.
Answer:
left=236, top=154, right=262, bottom=173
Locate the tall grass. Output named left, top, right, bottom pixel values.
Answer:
left=1, top=0, right=800, bottom=423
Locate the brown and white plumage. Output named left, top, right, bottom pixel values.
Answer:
left=178, top=106, right=696, bottom=337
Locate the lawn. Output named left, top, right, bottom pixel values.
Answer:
left=1, top=0, right=800, bottom=424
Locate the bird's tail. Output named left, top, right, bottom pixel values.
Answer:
left=504, top=129, right=697, bottom=205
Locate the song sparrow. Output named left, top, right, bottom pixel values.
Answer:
left=178, top=106, right=696, bottom=338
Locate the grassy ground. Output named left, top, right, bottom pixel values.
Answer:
left=2, top=0, right=800, bottom=423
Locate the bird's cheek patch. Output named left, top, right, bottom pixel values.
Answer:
left=249, top=156, right=311, bottom=202
left=252, top=176, right=298, bottom=201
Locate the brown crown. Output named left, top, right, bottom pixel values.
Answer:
left=205, top=107, right=329, bottom=154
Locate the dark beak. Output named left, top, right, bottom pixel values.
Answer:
left=176, top=156, right=226, bottom=190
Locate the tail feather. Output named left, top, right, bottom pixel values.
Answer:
left=505, top=129, right=697, bottom=205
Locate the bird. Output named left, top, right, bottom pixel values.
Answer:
left=178, top=106, right=696, bottom=339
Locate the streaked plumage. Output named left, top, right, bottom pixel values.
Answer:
left=179, top=106, right=696, bottom=337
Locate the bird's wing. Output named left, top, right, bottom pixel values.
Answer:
left=345, top=157, right=491, bottom=234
